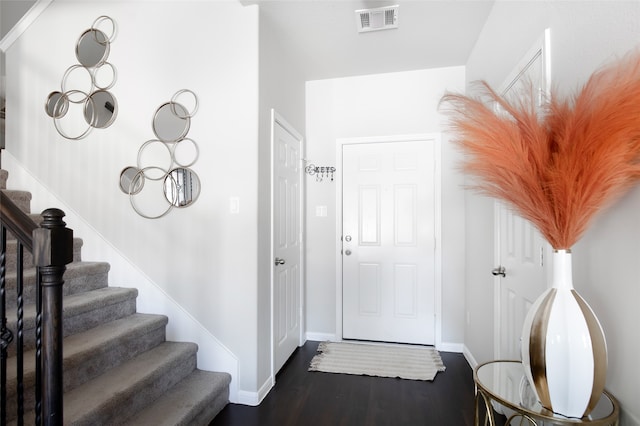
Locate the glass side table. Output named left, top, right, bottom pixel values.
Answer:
left=474, top=360, right=619, bottom=426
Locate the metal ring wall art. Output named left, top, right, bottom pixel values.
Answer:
left=119, top=89, right=201, bottom=219
left=45, top=16, right=118, bottom=140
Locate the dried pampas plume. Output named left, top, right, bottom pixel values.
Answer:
left=441, top=51, right=640, bottom=249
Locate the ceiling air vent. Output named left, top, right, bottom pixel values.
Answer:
left=356, top=5, right=399, bottom=33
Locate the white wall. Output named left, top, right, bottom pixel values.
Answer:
left=305, top=67, right=467, bottom=349
left=256, top=5, right=307, bottom=402
left=464, top=2, right=640, bottom=424
left=4, top=0, right=261, bottom=402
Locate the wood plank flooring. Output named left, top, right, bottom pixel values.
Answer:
left=210, top=340, right=494, bottom=426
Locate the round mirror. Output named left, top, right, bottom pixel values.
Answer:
left=152, top=102, right=190, bottom=143
left=119, top=166, right=145, bottom=194
left=76, top=29, right=110, bottom=68
left=164, top=168, right=200, bottom=207
left=84, top=90, right=117, bottom=128
left=45, top=91, right=68, bottom=118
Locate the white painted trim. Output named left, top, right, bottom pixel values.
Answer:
left=306, top=331, right=337, bottom=342
left=462, top=345, right=478, bottom=370
left=438, top=342, right=463, bottom=353
left=0, top=0, right=53, bottom=52
left=269, top=109, right=305, bottom=385
left=335, top=133, right=443, bottom=347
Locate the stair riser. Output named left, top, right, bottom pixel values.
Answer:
left=3, top=239, right=83, bottom=272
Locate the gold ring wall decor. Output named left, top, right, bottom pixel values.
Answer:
left=45, top=16, right=118, bottom=140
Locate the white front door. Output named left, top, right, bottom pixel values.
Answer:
left=272, top=112, right=303, bottom=373
left=342, top=139, right=436, bottom=344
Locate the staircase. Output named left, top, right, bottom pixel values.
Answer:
left=1, top=169, right=231, bottom=425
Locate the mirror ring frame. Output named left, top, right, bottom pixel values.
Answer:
left=53, top=89, right=94, bottom=140
left=171, top=138, right=200, bottom=168
left=170, top=89, right=199, bottom=119
left=92, top=15, right=117, bottom=43
left=129, top=167, right=178, bottom=220
left=92, top=62, right=117, bottom=91
left=61, top=65, right=93, bottom=103
left=137, top=139, right=173, bottom=179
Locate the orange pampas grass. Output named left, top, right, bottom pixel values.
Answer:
left=441, top=51, right=640, bottom=249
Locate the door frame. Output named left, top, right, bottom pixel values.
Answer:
left=493, top=29, right=551, bottom=359
left=270, top=109, right=305, bottom=380
left=335, top=133, right=442, bottom=347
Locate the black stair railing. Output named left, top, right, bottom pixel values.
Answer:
left=1, top=191, right=73, bottom=426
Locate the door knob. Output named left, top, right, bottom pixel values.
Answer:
left=492, top=266, right=506, bottom=277
left=275, top=257, right=286, bottom=266
left=344, top=249, right=352, bottom=256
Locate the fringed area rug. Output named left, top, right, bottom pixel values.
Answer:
left=308, top=341, right=446, bottom=381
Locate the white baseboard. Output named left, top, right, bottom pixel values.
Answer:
left=462, top=345, right=478, bottom=369
left=306, top=332, right=336, bottom=342
left=235, top=375, right=274, bottom=406
left=437, top=342, right=463, bottom=353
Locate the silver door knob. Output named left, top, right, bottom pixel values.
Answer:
left=275, top=257, right=286, bottom=266
left=344, top=249, right=352, bottom=256
left=492, top=266, right=506, bottom=277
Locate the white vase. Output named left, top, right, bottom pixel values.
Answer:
left=520, top=249, right=608, bottom=418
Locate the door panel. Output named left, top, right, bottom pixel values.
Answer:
left=342, top=140, right=435, bottom=344
left=273, top=117, right=302, bottom=374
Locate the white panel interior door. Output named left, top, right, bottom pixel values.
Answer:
left=496, top=202, right=547, bottom=359
left=273, top=116, right=302, bottom=374
left=342, top=140, right=435, bottom=344
left=495, top=30, right=551, bottom=362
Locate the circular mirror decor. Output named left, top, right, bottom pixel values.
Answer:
left=47, top=16, right=117, bottom=140
left=124, top=89, right=200, bottom=218
left=152, top=102, right=190, bottom=143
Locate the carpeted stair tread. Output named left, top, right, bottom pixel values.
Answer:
left=5, top=313, right=168, bottom=391
left=1, top=188, right=32, bottom=212
left=5, top=286, right=138, bottom=356
left=123, top=369, right=232, bottom=426
left=63, top=341, right=199, bottom=425
left=3, top=237, right=83, bottom=271
left=0, top=169, right=7, bottom=189
left=3, top=261, right=110, bottom=305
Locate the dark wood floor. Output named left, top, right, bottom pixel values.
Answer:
left=210, top=340, right=498, bottom=426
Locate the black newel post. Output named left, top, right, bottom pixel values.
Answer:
left=33, top=209, right=73, bottom=426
